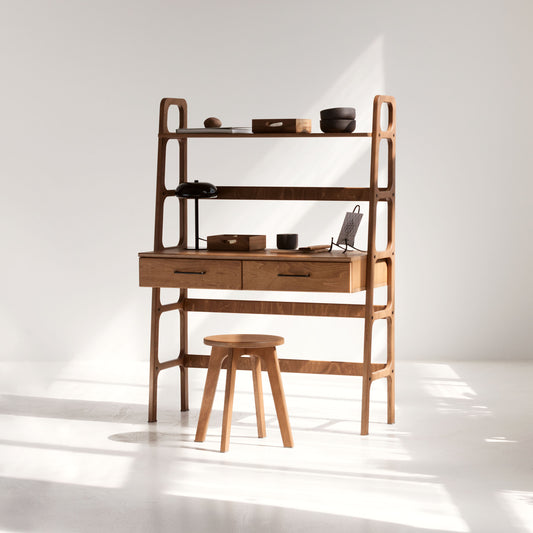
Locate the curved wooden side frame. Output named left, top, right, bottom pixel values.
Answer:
left=360, top=95, right=396, bottom=435
left=149, top=99, right=190, bottom=422
left=159, top=97, right=188, bottom=134
left=145, top=95, right=396, bottom=436
left=154, top=98, right=188, bottom=251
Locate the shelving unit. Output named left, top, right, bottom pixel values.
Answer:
left=138, top=95, right=396, bottom=435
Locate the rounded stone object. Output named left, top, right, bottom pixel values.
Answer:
left=320, top=119, right=356, bottom=133
left=204, top=117, right=222, bottom=128
left=320, top=107, right=356, bottom=120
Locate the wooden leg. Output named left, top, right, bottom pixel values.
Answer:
left=195, top=347, right=227, bottom=443
left=361, top=376, right=371, bottom=436
left=148, top=367, right=158, bottom=423
left=251, top=355, right=266, bottom=438
left=180, top=366, right=189, bottom=412
left=387, top=373, right=395, bottom=424
left=148, top=288, right=160, bottom=423
left=361, top=312, right=374, bottom=436
left=220, top=350, right=238, bottom=452
left=263, top=348, right=294, bottom=448
left=179, top=293, right=189, bottom=411
left=387, top=316, right=395, bottom=424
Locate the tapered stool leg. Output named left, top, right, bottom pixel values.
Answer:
left=263, top=348, right=294, bottom=448
left=195, top=347, right=227, bottom=443
left=220, top=349, right=238, bottom=452
left=251, top=355, right=266, bottom=438
left=197, top=334, right=293, bottom=452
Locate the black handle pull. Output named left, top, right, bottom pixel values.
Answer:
left=278, top=273, right=311, bottom=278
left=174, top=270, right=206, bottom=275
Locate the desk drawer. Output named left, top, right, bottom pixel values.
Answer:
left=139, top=258, right=242, bottom=289
left=243, top=260, right=351, bottom=293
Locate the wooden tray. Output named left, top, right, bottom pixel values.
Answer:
left=207, top=234, right=266, bottom=251
left=252, top=119, right=311, bottom=134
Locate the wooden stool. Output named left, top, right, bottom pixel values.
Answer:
left=194, top=334, right=294, bottom=452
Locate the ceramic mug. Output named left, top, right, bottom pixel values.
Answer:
left=277, top=234, right=298, bottom=250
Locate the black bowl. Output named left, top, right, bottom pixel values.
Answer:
left=320, top=107, right=356, bottom=120
left=320, top=119, right=356, bottom=133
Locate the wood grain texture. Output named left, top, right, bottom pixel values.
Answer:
left=139, top=248, right=364, bottom=263
left=142, top=95, right=396, bottom=436
left=204, top=334, right=285, bottom=348
left=150, top=98, right=191, bottom=419
left=139, top=258, right=242, bottom=289
left=360, top=94, right=396, bottom=435
left=148, top=288, right=161, bottom=423
left=213, top=186, right=372, bottom=202
left=251, top=356, right=266, bottom=438
left=243, top=260, right=351, bottom=293
left=220, top=349, right=238, bottom=452
left=179, top=288, right=189, bottom=411
left=183, top=354, right=386, bottom=377
left=194, top=341, right=293, bottom=452
left=262, top=347, right=294, bottom=447
left=252, top=118, right=311, bottom=133
left=207, top=234, right=266, bottom=251
left=184, top=298, right=378, bottom=318
left=194, top=346, right=228, bottom=443
left=140, top=252, right=386, bottom=293
left=166, top=132, right=372, bottom=138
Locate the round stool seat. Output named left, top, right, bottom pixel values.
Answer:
left=204, top=334, right=284, bottom=349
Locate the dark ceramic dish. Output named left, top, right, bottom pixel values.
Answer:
left=320, top=107, right=356, bottom=120
left=320, top=119, right=356, bottom=133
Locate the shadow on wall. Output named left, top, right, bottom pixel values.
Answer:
left=153, top=36, right=390, bottom=367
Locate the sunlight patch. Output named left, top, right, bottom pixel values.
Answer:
left=500, top=490, right=533, bottom=532
left=0, top=442, right=132, bottom=488
left=164, top=463, right=469, bottom=532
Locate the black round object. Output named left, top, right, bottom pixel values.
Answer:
left=320, top=119, right=356, bottom=133
left=175, top=180, right=218, bottom=198
left=277, top=233, right=298, bottom=250
left=320, top=107, right=356, bottom=120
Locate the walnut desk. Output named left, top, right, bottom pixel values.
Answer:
left=138, top=95, right=396, bottom=435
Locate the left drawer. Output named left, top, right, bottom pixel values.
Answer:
left=139, top=258, right=242, bottom=289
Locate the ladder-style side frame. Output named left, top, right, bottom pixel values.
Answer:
left=146, top=95, right=396, bottom=434
left=148, top=98, right=189, bottom=421
left=361, top=95, right=396, bottom=435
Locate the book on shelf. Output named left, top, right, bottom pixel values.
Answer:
left=175, top=127, right=253, bottom=134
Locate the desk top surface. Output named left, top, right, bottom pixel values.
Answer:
left=138, top=247, right=367, bottom=263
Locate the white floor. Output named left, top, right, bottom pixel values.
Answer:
left=0, top=360, right=532, bottom=533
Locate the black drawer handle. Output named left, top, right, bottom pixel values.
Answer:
left=278, top=273, right=311, bottom=278
left=174, top=270, right=206, bottom=275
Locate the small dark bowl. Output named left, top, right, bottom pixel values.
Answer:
left=277, top=233, right=298, bottom=250
left=320, top=119, right=356, bottom=133
left=320, top=107, right=356, bottom=120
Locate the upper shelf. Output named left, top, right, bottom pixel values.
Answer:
left=158, top=96, right=395, bottom=141
left=161, top=132, right=373, bottom=139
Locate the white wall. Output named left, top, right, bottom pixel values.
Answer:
left=1, top=0, right=532, bottom=363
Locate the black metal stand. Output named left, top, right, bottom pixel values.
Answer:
left=194, top=198, right=199, bottom=250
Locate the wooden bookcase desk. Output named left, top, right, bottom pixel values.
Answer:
left=138, top=95, right=396, bottom=435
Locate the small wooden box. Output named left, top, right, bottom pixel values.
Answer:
left=207, top=234, right=266, bottom=251
left=252, top=119, right=311, bottom=134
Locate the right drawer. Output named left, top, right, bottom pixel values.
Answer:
left=243, top=260, right=352, bottom=293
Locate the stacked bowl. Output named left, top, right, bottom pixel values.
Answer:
left=319, top=107, right=356, bottom=133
